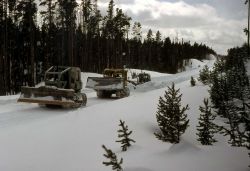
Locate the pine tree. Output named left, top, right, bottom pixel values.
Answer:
left=146, top=29, right=153, bottom=42
left=16, top=0, right=37, bottom=87
left=116, top=120, right=135, bottom=151
left=102, top=0, right=115, bottom=39
left=199, top=65, right=210, bottom=85
left=209, top=72, right=229, bottom=116
left=190, top=76, right=196, bottom=86
left=245, top=0, right=250, bottom=54
left=132, top=22, right=142, bottom=41
left=112, top=8, right=131, bottom=67
left=155, top=30, right=162, bottom=43
left=196, top=98, right=217, bottom=145
left=39, top=0, right=57, bottom=70
left=154, top=83, right=189, bottom=143
left=155, top=30, right=162, bottom=70
left=57, top=0, right=78, bottom=66
left=102, top=145, right=123, bottom=171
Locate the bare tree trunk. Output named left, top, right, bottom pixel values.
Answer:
left=29, top=0, right=35, bottom=87
left=67, top=8, right=74, bottom=67
left=3, top=0, right=7, bottom=94
left=68, top=22, right=73, bottom=66
left=30, top=29, right=35, bottom=86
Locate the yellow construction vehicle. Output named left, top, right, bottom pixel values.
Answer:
left=18, top=66, right=87, bottom=108
left=86, top=68, right=130, bottom=98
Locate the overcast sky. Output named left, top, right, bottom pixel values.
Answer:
left=98, top=0, right=247, bottom=55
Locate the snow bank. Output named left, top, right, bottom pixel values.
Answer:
left=127, top=69, right=169, bottom=79
left=183, top=57, right=216, bottom=72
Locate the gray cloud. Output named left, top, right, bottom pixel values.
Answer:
left=98, top=0, right=247, bottom=55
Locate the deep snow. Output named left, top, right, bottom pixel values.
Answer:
left=0, top=58, right=248, bottom=171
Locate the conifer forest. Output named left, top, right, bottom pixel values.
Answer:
left=0, top=0, right=215, bottom=95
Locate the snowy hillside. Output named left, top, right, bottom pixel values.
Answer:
left=0, top=57, right=248, bottom=171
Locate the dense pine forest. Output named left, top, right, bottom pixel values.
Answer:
left=0, top=0, right=215, bottom=95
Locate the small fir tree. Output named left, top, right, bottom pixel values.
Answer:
left=217, top=100, right=247, bottom=146
left=116, top=120, right=136, bottom=151
left=190, top=76, right=196, bottom=86
left=209, top=72, right=228, bottom=112
left=154, top=83, right=189, bottom=143
left=199, top=65, right=211, bottom=84
left=102, top=145, right=123, bottom=171
left=196, top=98, right=217, bottom=145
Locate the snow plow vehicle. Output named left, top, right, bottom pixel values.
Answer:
left=18, top=66, right=87, bottom=108
left=137, top=72, right=151, bottom=84
left=86, top=68, right=130, bottom=98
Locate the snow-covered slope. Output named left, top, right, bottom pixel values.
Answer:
left=0, top=58, right=248, bottom=171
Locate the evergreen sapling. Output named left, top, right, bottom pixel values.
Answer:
left=196, top=98, right=217, bottom=145
left=199, top=65, right=211, bottom=85
left=190, top=76, right=196, bottom=86
left=116, top=120, right=135, bottom=151
left=154, top=83, right=189, bottom=143
left=102, top=145, right=123, bottom=171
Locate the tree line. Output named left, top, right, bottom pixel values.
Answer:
left=197, top=44, right=250, bottom=164
left=0, top=0, right=215, bottom=95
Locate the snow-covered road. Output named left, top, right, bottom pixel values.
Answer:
left=0, top=58, right=213, bottom=129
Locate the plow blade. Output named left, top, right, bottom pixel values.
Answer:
left=86, top=77, right=124, bottom=90
left=18, top=86, right=86, bottom=107
left=18, top=98, right=76, bottom=106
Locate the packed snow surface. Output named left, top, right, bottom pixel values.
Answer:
left=0, top=56, right=248, bottom=171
